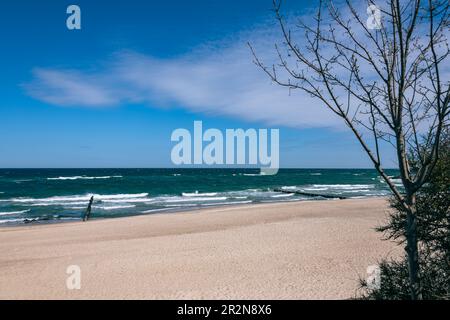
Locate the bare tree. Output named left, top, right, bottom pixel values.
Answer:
left=250, top=0, right=449, bottom=299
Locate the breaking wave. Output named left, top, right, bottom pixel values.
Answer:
left=47, top=176, right=123, bottom=181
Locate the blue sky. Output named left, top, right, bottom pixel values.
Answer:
left=0, top=0, right=398, bottom=168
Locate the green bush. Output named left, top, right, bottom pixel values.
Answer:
left=361, top=131, right=450, bottom=300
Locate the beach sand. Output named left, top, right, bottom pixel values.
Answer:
left=0, top=198, right=399, bottom=300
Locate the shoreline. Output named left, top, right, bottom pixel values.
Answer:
left=0, top=195, right=388, bottom=229
left=0, top=198, right=399, bottom=299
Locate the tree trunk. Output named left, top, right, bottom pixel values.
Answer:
left=405, top=193, right=423, bottom=300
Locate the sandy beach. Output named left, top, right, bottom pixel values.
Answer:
left=0, top=198, right=399, bottom=300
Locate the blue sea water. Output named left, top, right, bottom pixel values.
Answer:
left=0, top=168, right=401, bottom=225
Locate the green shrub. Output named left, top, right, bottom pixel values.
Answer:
left=361, top=131, right=449, bottom=300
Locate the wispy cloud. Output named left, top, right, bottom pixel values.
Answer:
left=25, top=68, right=119, bottom=107
left=23, top=18, right=344, bottom=129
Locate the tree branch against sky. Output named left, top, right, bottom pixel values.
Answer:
left=249, top=0, right=449, bottom=299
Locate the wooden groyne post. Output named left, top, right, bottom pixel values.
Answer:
left=82, top=196, right=94, bottom=221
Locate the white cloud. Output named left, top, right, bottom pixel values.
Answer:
left=23, top=0, right=448, bottom=132
left=23, top=22, right=343, bottom=129
left=25, top=68, right=119, bottom=107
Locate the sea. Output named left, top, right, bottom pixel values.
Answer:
left=0, top=168, right=401, bottom=225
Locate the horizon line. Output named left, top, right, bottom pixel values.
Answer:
left=0, top=167, right=400, bottom=170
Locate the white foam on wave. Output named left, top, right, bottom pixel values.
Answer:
left=95, top=205, right=136, bottom=211
left=365, top=192, right=390, bottom=196
left=182, top=191, right=218, bottom=197
left=141, top=208, right=172, bottom=214
left=164, top=203, right=198, bottom=207
left=312, top=184, right=374, bottom=190
left=47, top=176, right=123, bottom=181
left=379, top=177, right=403, bottom=186
left=271, top=193, right=294, bottom=198
left=226, top=189, right=270, bottom=197
left=302, top=187, right=328, bottom=191
left=222, top=189, right=285, bottom=200
left=32, top=201, right=90, bottom=207
left=95, top=193, right=148, bottom=200
left=0, top=209, right=30, bottom=216
left=0, top=193, right=149, bottom=203
left=102, top=198, right=153, bottom=203
left=281, top=186, right=297, bottom=191
left=0, top=218, right=25, bottom=224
